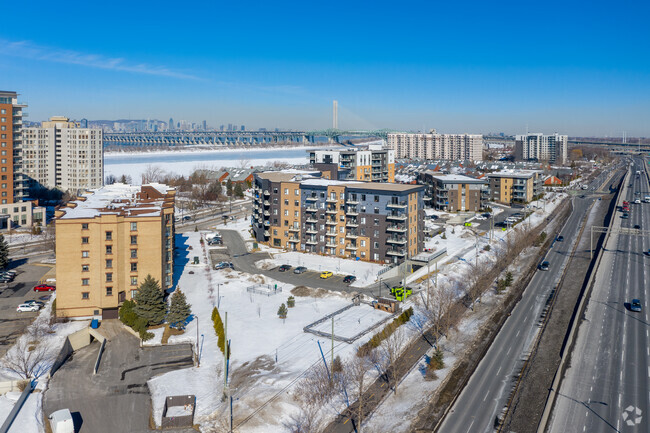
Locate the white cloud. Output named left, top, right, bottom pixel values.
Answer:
left=0, top=39, right=201, bottom=80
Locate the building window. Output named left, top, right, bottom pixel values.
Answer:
left=131, top=277, right=138, bottom=286
left=130, top=222, right=137, bottom=231
left=131, top=289, right=138, bottom=298
left=374, top=207, right=379, bottom=214
left=81, top=223, right=89, bottom=230
left=284, top=188, right=289, bottom=195
left=82, top=279, right=89, bottom=286
left=81, top=237, right=89, bottom=244
left=106, top=259, right=112, bottom=268
left=130, top=249, right=137, bottom=259
left=130, top=263, right=137, bottom=272
left=130, top=235, right=137, bottom=245
left=82, top=292, right=89, bottom=299
left=106, top=287, right=113, bottom=296
left=105, top=231, right=112, bottom=241
left=82, top=265, right=89, bottom=272
left=106, top=273, right=113, bottom=282
left=82, top=251, right=89, bottom=258
left=360, top=240, right=366, bottom=247
left=106, top=245, right=112, bottom=255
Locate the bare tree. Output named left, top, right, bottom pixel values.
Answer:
left=1, top=338, right=52, bottom=379
left=347, top=355, right=371, bottom=432
left=377, top=327, right=406, bottom=395
left=141, top=165, right=165, bottom=184
left=239, top=158, right=251, bottom=169
left=105, top=174, right=117, bottom=185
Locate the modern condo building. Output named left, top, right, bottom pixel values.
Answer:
left=387, top=130, right=483, bottom=161
left=308, top=145, right=396, bottom=182
left=514, top=133, right=568, bottom=164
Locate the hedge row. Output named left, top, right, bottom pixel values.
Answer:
left=357, top=307, right=413, bottom=357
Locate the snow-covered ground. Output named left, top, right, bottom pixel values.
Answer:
left=257, top=251, right=387, bottom=287
left=308, top=304, right=391, bottom=340
left=4, top=232, right=47, bottom=246
left=0, top=298, right=88, bottom=433
left=149, top=232, right=389, bottom=431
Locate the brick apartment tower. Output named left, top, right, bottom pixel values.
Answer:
left=0, top=91, right=27, bottom=204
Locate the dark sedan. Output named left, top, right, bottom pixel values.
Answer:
left=343, top=275, right=356, bottom=284
left=278, top=264, right=292, bottom=272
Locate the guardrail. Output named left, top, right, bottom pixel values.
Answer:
left=94, top=338, right=106, bottom=375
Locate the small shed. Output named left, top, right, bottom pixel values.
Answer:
left=373, top=298, right=399, bottom=314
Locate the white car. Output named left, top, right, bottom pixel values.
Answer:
left=17, top=303, right=40, bottom=312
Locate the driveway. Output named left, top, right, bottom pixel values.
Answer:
left=43, top=327, right=194, bottom=433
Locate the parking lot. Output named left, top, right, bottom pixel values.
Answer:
left=0, top=262, right=52, bottom=358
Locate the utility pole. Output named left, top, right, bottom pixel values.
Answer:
left=427, top=258, right=431, bottom=307
left=331, top=317, right=334, bottom=384
left=224, top=312, right=228, bottom=393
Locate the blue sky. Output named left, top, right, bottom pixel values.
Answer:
left=2, top=0, right=650, bottom=136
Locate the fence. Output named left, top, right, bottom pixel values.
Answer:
left=161, top=395, right=195, bottom=429
left=246, top=284, right=282, bottom=296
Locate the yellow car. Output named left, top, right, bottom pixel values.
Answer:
left=320, top=271, right=333, bottom=279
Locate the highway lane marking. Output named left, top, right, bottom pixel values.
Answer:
left=483, top=391, right=489, bottom=402
left=466, top=420, right=475, bottom=433
left=497, top=366, right=502, bottom=375
left=506, top=347, right=511, bottom=356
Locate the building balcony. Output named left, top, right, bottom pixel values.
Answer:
left=387, top=202, right=408, bottom=209
left=306, top=239, right=318, bottom=245
left=325, top=232, right=337, bottom=237
left=263, top=200, right=270, bottom=207
left=263, top=190, right=270, bottom=196
left=386, top=225, right=407, bottom=232
left=264, top=230, right=270, bottom=237
left=326, top=198, right=338, bottom=203
left=263, top=211, right=270, bottom=216
left=264, top=220, right=270, bottom=226
left=325, top=243, right=337, bottom=248
left=305, top=206, right=318, bottom=212
left=387, top=214, right=407, bottom=221
left=326, top=220, right=338, bottom=226
left=306, top=196, right=318, bottom=202
left=306, top=217, right=318, bottom=223
left=345, top=244, right=358, bottom=250
left=287, top=238, right=300, bottom=243
left=289, top=227, right=300, bottom=232
left=346, top=199, right=359, bottom=205
left=345, top=221, right=358, bottom=228
left=345, top=233, right=358, bottom=239
left=386, top=249, right=406, bottom=257
left=326, top=208, right=338, bottom=214
left=386, top=237, right=407, bottom=245
left=306, top=228, right=318, bottom=234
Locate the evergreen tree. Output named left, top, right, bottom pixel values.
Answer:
left=277, top=303, right=288, bottom=319
left=234, top=183, right=244, bottom=198
left=0, top=234, right=9, bottom=269
left=226, top=179, right=233, bottom=197
left=287, top=296, right=295, bottom=308
left=505, top=271, right=513, bottom=287
left=167, top=289, right=192, bottom=329
left=133, top=275, right=167, bottom=326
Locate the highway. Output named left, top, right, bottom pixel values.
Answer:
left=438, top=172, right=610, bottom=433
left=548, top=159, right=649, bottom=433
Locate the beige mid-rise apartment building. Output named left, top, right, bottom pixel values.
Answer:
left=487, top=170, right=542, bottom=205
left=22, top=116, right=103, bottom=194
left=55, top=183, right=175, bottom=319
left=309, top=145, right=396, bottom=182
left=387, top=130, right=483, bottom=161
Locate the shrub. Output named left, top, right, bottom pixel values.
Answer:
left=357, top=307, right=413, bottom=357
left=278, top=303, right=288, bottom=319
left=212, top=307, right=226, bottom=354
left=429, top=347, right=445, bottom=370
left=505, top=272, right=513, bottom=287
left=287, top=296, right=295, bottom=308
left=332, top=355, right=343, bottom=373
left=483, top=244, right=491, bottom=252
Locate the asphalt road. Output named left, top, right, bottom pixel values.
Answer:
left=548, top=158, right=650, bottom=433
left=438, top=173, right=608, bottom=433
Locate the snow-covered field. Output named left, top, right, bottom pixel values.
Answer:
left=309, top=304, right=392, bottom=340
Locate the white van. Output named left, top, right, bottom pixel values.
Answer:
left=645, top=196, right=650, bottom=203
left=49, top=409, right=74, bottom=433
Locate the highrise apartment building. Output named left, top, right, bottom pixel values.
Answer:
left=309, top=145, right=396, bottom=182
left=252, top=172, right=424, bottom=263
left=22, top=116, right=103, bottom=194
left=55, top=183, right=175, bottom=318
left=514, top=133, right=568, bottom=164
left=0, top=91, right=27, bottom=204
left=387, top=130, right=483, bottom=161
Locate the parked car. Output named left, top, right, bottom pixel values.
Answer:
left=293, top=266, right=307, bottom=274
left=538, top=261, right=550, bottom=271
left=24, top=300, right=45, bottom=308
left=17, top=303, right=40, bottom=312
left=278, top=264, right=292, bottom=272
left=214, top=262, right=234, bottom=270
left=343, top=275, right=356, bottom=284
left=635, top=199, right=641, bottom=204
left=630, top=298, right=643, bottom=312
left=482, top=213, right=492, bottom=218
left=556, top=235, right=564, bottom=242
left=208, top=238, right=223, bottom=245
left=182, top=215, right=192, bottom=221
left=320, top=271, right=333, bottom=279
left=34, top=284, right=55, bottom=292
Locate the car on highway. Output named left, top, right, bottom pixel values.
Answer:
left=343, top=275, right=356, bottom=284
left=634, top=224, right=641, bottom=229
left=34, top=284, right=55, bottom=292
left=182, top=215, right=192, bottom=221
left=635, top=199, right=641, bottom=204
left=17, top=303, right=40, bottom=312
left=630, top=299, right=642, bottom=312
left=278, top=264, right=292, bottom=272
left=293, top=266, right=307, bottom=274
left=622, top=212, right=630, bottom=219
left=556, top=235, right=564, bottom=242
left=320, top=271, right=333, bottom=279
left=538, top=261, right=550, bottom=271
left=214, top=262, right=234, bottom=270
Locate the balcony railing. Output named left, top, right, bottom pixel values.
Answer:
left=387, top=202, right=408, bottom=209
left=306, top=196, right=318, bottom=202
left=386, top=237, right=407, bottom=245
left=386, top=225, right=407, bottom=232
left=387, top=213, right=407, bottom=221
left=386, top=249, right=406, bottom=256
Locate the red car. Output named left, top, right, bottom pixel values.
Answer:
left=33, top=284, right=55, bottom=292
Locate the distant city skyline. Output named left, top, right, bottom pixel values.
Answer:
left=2, top=1, right=650, bottom=136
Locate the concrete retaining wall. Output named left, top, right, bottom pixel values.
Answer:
left=0, top=380, right=27, bottom=395
left=49, top=328, right=93, bottom=378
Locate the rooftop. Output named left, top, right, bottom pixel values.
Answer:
left=57, top=183, right=175, bottom=220
left=255, top=171, right=423, bottom=192
left=423, top=173, right=485, bottom=183
left=487, top=170, right=541, bottom=179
